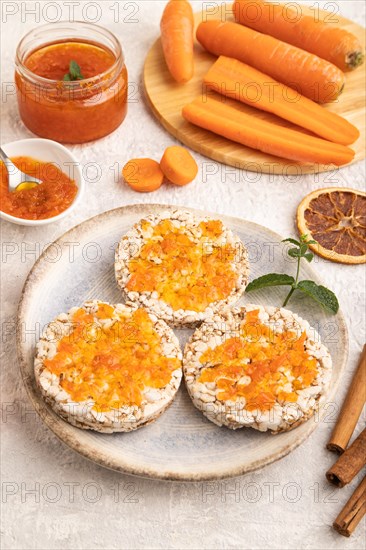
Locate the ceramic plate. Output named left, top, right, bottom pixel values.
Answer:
left=17, top=204, right=348, bottom=480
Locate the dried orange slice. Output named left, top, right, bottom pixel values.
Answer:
left=297, top=187, right=366, bottom=264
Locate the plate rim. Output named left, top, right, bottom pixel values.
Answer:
left=16, top=203, right=349, bottom=481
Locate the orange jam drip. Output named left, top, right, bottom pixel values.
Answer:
left=198, top=310, right=318, bottom=411
left=126, top=219, right=238, bottom=312
left=43, top=306, right=181, bottom=411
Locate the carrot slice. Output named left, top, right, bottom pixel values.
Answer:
left=160, top=146, right=198, bottom=185
left=196, top=20, right=345, bottom=103
left=122, top=159, right=164, bottom=193
left=182, top=94, right=355, bottom=165
left=160, top=0, right=194, bottom=83
left=233, top=0, right=364, bottom=71
left=203, top=56, right=359, bottom=145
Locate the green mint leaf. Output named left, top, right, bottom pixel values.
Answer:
left=282, top=238, right=301, bottom=247
left=288, top=247, right=301, bottom=258
left=69, top=61, right=79, bottom=77
left=304, top=253, right=314, bottom=263
left=299, top=243, right=309, bottom=255
left=69, top=60, right=84, bottom=79
left=246, top=273, right=295, bottom=292
left=63, top=60, right=84, bottom=82
left=297, top=280, right=339, bottom=314
left=300, top=234, right=317, bottom=245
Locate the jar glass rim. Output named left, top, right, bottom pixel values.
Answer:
left=15, top=20, right=125, bottom=88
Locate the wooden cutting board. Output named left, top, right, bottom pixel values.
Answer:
left=143, top=5, right=365, bottom=175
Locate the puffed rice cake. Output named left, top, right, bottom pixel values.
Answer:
left=183, top=304, right=332, bottom=433
left=115, top=209, right=249, bottom=327
left=34, top=301, right=183, bottom=433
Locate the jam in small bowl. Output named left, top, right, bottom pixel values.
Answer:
left=0, top=138, right=83, bottom=226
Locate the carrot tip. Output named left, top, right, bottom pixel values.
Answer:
left=346, top=51, right=364, bottom=70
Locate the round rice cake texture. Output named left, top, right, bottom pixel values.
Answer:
left=183, top=304, right=332, bottom=433
left=34, top=301, right=183, bottom=433
left=115, top=210, right=249, bottom=327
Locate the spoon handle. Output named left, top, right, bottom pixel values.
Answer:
left=0, top=147, right=17, bottom=175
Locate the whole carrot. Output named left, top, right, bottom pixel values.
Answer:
left=233, top=0, right=364, bottom=71
left=203, top=56, right=359, bottom=145
left=196, top=20, right=345, bottom=103
left=182, top=94, right=355, bottom=165
left=160, top=0, right=194, bottom=83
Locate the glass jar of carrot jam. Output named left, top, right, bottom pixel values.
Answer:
left=15, top=22, right=128, bottom=144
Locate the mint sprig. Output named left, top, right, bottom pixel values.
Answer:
left=246, top=273, right=295, bottom=290
left=246, top=235, right=339, bottom=314
left=63, top=60, right=84, bottom=81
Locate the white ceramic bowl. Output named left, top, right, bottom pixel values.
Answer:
left=0, top=138, right=83, bottom=226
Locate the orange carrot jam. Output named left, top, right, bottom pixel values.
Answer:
left=126, top=219, right=238, bottom=312
left=198, top=310, right=318, bottom=411
left=43, top=306, right=181, bottom=412
left=0, top=156, right=78, bottom=220
left=15, top=40, right=128, bottom=143
left=25, top=41, right=115, bottom=80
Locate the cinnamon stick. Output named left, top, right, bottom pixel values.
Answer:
left=327, top=344, right=366, bottom=453
left=333, top=476, right=366, bottom=537
left=326, top=428, right=366, bottom=487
